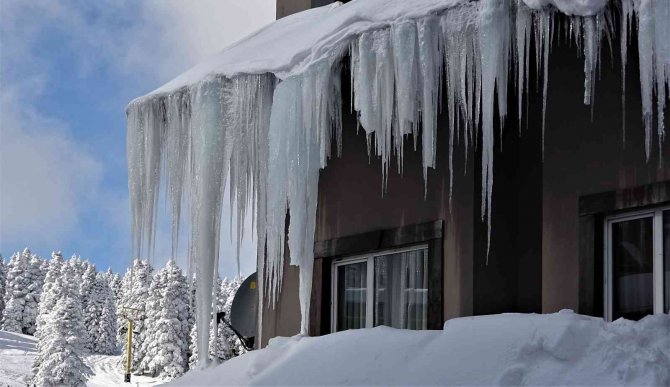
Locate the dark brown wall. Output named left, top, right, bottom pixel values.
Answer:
left=314, top=64, right=476, bottom=322
left=260, top=221, right=302, bottom=347
left=259, top=12, right=670, bottom=344
left=276, top=0, right=338, bottom=19
left=541, top=26, right=670, bottom=313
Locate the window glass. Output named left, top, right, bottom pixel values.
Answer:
left=336, top=262, right=367, bottom=331
left=611, top=217, right=654, bottom=320
left=374, top=249, right=428, bottom=329
left=664, top=210, right=669, bottom=314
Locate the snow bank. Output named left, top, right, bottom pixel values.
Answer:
left=169, top=311, right=670, bottom=386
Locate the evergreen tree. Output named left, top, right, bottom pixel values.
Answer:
left=23, top=253, right=46, bottom=335
left=32, top=254, right=83, bottom=375
left=0, top=255, right=6, bottom=318
left=135, top=265, right=165, bottom=371
left=119, top=259, right=153, bottom=370
left=32, top=295, right=91, bottom=386
left=2, top=248, right=45, bottom=334
left=35, top=252, right=65, bottom=339
left=109, top=272, right=122, bottom=304
left=138, top=260, right=190, bottom=378
left=79, top=264, right=97, bottom=351
left=83, top=273, right=117, bottom=355
left=1, top=251, right=26, bottom=333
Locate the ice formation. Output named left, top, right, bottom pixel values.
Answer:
left=126, top=0, right=669, bottom=362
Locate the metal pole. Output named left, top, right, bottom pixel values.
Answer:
left=124, top=319, right=133, bottom=383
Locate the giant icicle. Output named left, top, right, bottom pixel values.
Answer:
left=127, top=0, right=669, bottom=360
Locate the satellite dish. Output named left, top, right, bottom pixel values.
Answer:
left=230, top=272, right=258, bottom=339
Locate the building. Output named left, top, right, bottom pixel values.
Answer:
left=126, top=0, right=669, bottom=353
left=261, top=0, right=670, bottom=346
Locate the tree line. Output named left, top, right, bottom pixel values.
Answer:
left=0, top=248, right=245, bottom=386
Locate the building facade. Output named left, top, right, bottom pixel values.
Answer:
left=262, top=0, right=670, bottom=347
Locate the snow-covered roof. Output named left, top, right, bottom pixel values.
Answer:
left=133, top=0, right=607, bottom=103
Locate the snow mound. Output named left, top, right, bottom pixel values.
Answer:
left=169, top=311, right=670, bottom=386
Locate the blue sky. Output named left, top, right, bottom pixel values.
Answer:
left=0, top=0, right=275, bottom=278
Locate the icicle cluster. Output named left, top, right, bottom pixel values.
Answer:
left=127, top=0, right=669, bottom=357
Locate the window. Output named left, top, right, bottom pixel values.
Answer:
left=605, top=207, right=670, bottom=321
left=332, top=245, right=428, bottom=332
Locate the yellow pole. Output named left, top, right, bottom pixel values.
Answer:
left=124, top=319, right=133, bottom=383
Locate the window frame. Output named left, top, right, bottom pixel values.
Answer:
left=331, top=243, right=429, bottom=332
left=604, top=205, right=668, bottom=321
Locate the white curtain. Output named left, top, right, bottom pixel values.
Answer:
left=374, top=249, right=428, bottom=330
left=337, top=262, right=367, bottom=331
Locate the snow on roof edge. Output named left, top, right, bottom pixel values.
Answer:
left=128, top=0, right=607, bottom=108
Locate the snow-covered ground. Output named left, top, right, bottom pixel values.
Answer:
left=0, top=331, right=36, bottom=386
left=86, top=354, right=165, bottom=387
left=171, top=311, right=670, bottom=386
left=0, top=330, right=165, bottom=386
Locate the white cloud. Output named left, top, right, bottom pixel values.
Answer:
left=0, top=87, right=103, bottom=248
left=0, top=0, right=275, bottom=274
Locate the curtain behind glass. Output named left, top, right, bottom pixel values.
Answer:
left=664, top=211, right=669, bottom=313
left=337, top=262, right=367, bottom=331
left=374, top=249, right=427, bottom=329
left=611, top=217, right=654, bottom=320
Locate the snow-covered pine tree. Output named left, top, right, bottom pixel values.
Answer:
left=22, top=253, right=46, bottom=335
left=0, top=255, right=6, bottom=318
left=82, top=273, right=117, bottom=355
left=138, top=260, right=190, bottom=378
left=31, top=259, right=85, bottom=384
left=117, top=266, right=132, bottom=346
left=32, top=295, right=91, bottom=386
left=109, top=272, right=122, bottom=304
left=135, top=264, right=166, bottom=373
left=2, top=248, right=45, bottom=334
left=79, top=263, right=97, bottom=351
left=35, top=252, right=65, bottom=339
left=0, top=250, right=25, bottom=333
left=119, top=259, right=153, bottom=370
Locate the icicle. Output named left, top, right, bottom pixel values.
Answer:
left=515, top=2, right=532, bottom=135
left=538, top=11, right=553, bottom=158
left=620, top=0, right=633, bottom=146
left=478, top=0, right=511, bottom=259
left=636, top=0, right=655, bottom=160
left=582, top=16, right=598, bottom=107
left=265, top=60, right=341, bottom=333
left=391, top=21, right=420, bottom=172
left=189, top=77, right=231, bottom=366
left=165, top=90, right=191, bottom=259
left=417, top=17, right=442, bottom=189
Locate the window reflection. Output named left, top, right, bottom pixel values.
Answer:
left=611, top=217, right=654, bottom=320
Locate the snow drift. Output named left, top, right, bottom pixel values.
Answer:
left=169, top=311, right=670, bottom=386
left=126, top=0, right=670, bottom=363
